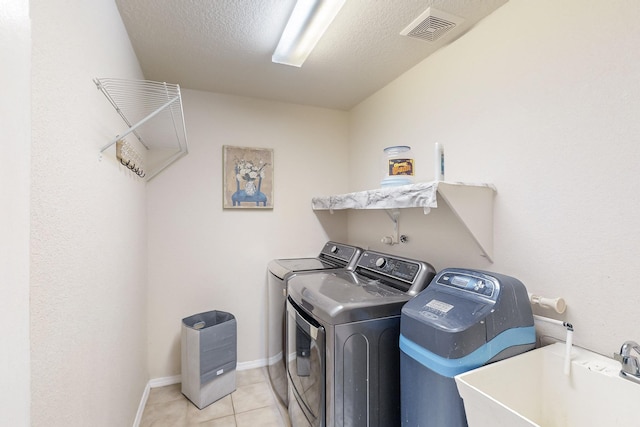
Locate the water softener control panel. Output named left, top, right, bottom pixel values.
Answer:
left=437, top=271, right=496, bottom=298
left=401, top=268, right=535, bottom=361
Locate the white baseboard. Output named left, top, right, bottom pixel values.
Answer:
left=237, top=357, right=268, bottom=370
left=132, top=358, right=269, bottom=427
left=132, top=382, right=151, bottom=427
left=149, top=374, right=182, bottom=388
left=267, top=351, right=283, bottom=365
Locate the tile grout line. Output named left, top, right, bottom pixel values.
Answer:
left=139, top=368, right=285, bottom=426
left=230, top=387, right=238, bottom=426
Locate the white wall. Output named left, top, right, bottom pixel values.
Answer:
left=0, top=0, right=31, bottom=425
left=146, top=90, right=349, bottom=378
left=347, top=0, right=640, bottom=356
left=30, top=0, right=148, bottom=425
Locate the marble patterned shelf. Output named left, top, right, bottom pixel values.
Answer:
left=312, top=181, right=437, bottom=212
left=311, top=181, right=497, bottom=261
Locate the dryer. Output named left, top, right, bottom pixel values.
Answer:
left=267, top=242, right=362, bottom=406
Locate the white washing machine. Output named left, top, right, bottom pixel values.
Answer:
left=267, top=242, right=362, bottom=406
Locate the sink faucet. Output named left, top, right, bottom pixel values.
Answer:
left=614, top=341, right=640, bottom=384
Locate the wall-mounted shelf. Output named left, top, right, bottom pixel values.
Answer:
left=94, top=78, right=189, bottom=181
left=311, top=181, right=496, bottom=261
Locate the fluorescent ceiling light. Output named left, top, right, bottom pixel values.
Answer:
left=272, top=0, right=346, bottom=67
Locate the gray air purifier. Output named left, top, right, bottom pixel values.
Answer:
left=181, top=310, right=237, bottom=409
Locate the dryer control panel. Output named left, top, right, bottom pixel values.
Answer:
left=318, top=241, right=362, bottom=266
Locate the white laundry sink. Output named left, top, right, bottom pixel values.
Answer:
left=454, top=342, right=640, bottom=426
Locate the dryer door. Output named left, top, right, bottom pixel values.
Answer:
left=267, top=271, right=288, bottom=406
left=287, top=298, right=325, bottom=427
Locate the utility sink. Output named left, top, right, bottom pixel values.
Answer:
left=455, top=342, right=640, bottom=426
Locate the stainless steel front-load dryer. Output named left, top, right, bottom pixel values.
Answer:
left=267, top=242, right=362, bottom=407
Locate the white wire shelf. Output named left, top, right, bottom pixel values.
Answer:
left=94, top=77, right=189, bottom=181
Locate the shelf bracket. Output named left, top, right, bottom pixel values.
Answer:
left=382, top=209, right=401, bottom=245
left=436, top=182, right=495, bottom=262
left=99, top=94, right=179, bottom=153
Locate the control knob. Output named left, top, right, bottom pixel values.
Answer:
left=330, top=245, right=338, bottom=254
left=375, top=257, right=387, bottom=268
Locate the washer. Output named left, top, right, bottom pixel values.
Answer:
left=286, top=250, right=436, bottom=427
left=267, top=242, right=362, bottom=407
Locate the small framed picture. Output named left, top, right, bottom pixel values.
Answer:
left=223, top=145, right=274, bottom=209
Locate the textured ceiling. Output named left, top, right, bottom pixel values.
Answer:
left=115, top=0, right=508, bottom=110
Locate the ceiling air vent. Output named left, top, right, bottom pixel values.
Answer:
left=400, top=7, right=464, bottom=42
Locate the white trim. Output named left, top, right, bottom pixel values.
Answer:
left=236, top=358, right=268, bottom=370
left=132, top=375, right=181, bottom=427
left=267, top=351, right=283, bottom=365
left=132, top=382, right=150, bottom=427
left=132, top=359, right=270, bottom=427
left=149, top=374, right=182, bottom=388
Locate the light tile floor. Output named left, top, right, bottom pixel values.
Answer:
left=140, top=368, right=289, bottom=427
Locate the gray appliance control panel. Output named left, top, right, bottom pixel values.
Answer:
left=358, top=253, right=420, bottom=281
left=318, top=241, right=361, bottom=264
left=355, top=250, right=436, bottom=295
left=437, top=272, right=496, bottom=298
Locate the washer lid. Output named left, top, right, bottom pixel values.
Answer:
left=268, top=258, right=339, bottom=280
left=267, top=242, right=363, bottom=280
left=287, top=270, right=411, bottom=325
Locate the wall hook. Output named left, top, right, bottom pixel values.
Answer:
left=116, top=139, right=146, bottom=179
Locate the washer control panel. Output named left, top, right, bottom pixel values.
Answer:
left=357, top=251, right=422, bottom=283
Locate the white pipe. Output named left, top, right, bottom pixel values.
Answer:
left=533, top=315, right=564, bottom=327
left=564, top=328, right=574, bottom=375
left=528, top=293, right=567, bottom=314
left=533, top=315, right=574, bottom=375
left=382, top=209, right=400, bottom=245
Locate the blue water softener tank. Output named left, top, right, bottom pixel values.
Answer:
left=399, top=268, right=536, bottom=427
